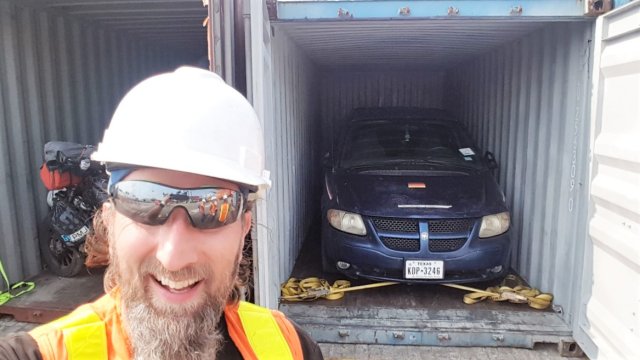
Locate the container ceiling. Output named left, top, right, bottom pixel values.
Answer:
left=10, top=0, right=208, bottom=59
left=275, top=20, right=582, bottom=69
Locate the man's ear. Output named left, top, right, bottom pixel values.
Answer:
left=102, top=202, right=114, bottom=227
left=242, top=211, right=252, bottom=238
left=101, top=202, right=115, bottom=253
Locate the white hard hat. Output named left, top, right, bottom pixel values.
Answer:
left=92, top=66, right=271, bottom=192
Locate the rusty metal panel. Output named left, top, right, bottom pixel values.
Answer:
left=445, top=21, right=595, bottom=329
left=0, top=1, right=194, bottom=285
left=0, top=271, right=104, bottom=324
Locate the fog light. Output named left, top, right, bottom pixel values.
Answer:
left=490, top=265, right=503, bottom=273
left=337, top=261, right=350, bottom=270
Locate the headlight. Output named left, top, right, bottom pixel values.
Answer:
left=327, top=209, right=367, bottom=235
left=479, top=212, right=510, bottom=238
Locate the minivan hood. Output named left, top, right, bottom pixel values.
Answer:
left=330, top=169, right=506, bottom=218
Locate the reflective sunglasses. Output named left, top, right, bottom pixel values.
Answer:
left=110, top=180, right=245, bottom=229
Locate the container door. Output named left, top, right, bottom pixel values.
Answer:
left=248, top=0, right=278, bottom=309
left=575, top=2, right=640, bottom=359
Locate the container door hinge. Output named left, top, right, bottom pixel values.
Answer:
left=338, top=8, right=353, bottom=19
left=584, top=0, right=613, bottom=16
left=510, top=6, right=523, bottom=16
left=398, top=7, right=411, bottom=16
left=266, top=0, right=278, bottom=21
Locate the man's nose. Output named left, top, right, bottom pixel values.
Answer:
left=155, top=209, right=198, bottom=271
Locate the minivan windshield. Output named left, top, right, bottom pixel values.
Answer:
left=340, top=120, right=484, bottom=170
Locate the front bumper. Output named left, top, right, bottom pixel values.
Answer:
left=322, top=219, right=511, bottom=284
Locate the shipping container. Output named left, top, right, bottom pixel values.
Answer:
left=0, top=0, right=209, bottom=284
left=246, top=1, right=640, bottom=358
left=0, top=0, right=638, bottom=358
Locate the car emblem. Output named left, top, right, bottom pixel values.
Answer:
left=420, top=231, right=429, bottom=241
left=408, top=182, right=426, bottom=189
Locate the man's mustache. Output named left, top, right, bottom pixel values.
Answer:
left=139, top=258, right=214, bottom=283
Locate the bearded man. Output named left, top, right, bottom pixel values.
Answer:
left=0, top=67, right=323, bottom=360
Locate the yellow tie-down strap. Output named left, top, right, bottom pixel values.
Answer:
left=443, top=274, right=554, bottom=310
left=0, top=259, right=36, bottom=306
left=49, top=306, right=108, bottom=360
left=280, top=277, right=397, bottom=301
left=280, top=275, right=553, bottom=310
left=238, top=301, right=294, bottom=360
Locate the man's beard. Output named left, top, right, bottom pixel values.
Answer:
left=112, top=251, right=239, bottom=360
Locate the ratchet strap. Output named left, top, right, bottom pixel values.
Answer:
left=442, top=274, right=553, bottom=310
left=0, top=259, right=36, bottom=306
left=280, top=277, right=397, bottom=301
left=280, top=274, right=552, bottom=310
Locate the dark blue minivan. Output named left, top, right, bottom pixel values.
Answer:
left=321, top=107, right=511, bottom=284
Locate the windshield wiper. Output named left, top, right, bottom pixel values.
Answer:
left=369, top=158, right=479, bottom=170
left=416, top=159, right=479, bottom=170
left=341, top=158, right=480, bottom=171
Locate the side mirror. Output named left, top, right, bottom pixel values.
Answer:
left=485, top=151, right=498, bottom=170
left=322, top=152, right=333, bottom=169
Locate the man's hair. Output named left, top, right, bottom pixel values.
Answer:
left=85, top=203, right=253, bottom=303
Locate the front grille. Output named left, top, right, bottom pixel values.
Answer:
left=429, top=238, right=466, bottom=252
left=372, top=217, right=474, bottom=253
left=372, top=217, right=418, bottom=233
left=380, top=237, right=420, bottom=252
left=428, top=219, right=475, bottom=234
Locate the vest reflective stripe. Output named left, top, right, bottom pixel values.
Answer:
left=48, top=305, right=108, bottom=360
left=237, top=301, right=294, bottom=360
left=62, top=322, right=108, bottom=360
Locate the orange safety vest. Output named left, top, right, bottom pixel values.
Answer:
left=29, top=290, right=303, bottom=360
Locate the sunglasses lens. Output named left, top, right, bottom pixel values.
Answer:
left=111, top=181, right=243, bottom=229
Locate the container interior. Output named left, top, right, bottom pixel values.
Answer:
left=264, top=18, right=594, bottom=329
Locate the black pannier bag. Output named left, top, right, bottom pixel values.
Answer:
left=43, top=141, right=96, bottom=174
left=40, top=141, right=96, bottom=191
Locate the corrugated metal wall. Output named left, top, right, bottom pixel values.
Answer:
left=320, top=70, right=444, bottom=151
left=261, top=26, right=320, bottom=305
left=0, top=1, right=185, bottom=284
left=445, top=21, right=594, bottom=325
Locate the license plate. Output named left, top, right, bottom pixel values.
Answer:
left=61, top=226, right=90, bottom=243
left=405, top=260, right=444, bottom=279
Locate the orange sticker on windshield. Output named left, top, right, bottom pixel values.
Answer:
left=408, top=182, right=426, bottom=189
